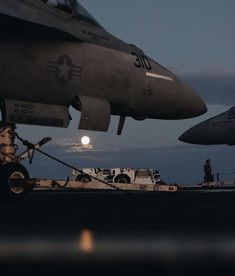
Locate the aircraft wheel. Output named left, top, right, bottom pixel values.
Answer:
left=75, top=175, right=91, bottom=182
left=115, top=174, right=130, bottom=184
left=0, top=163, right=30, bottom=200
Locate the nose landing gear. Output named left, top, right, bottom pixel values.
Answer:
left=0, top=123, right=51, bottom=200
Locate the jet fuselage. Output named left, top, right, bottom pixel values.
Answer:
left=0, top=0, right=207, bottom=133
left=179, top=107, right=235, bottom=146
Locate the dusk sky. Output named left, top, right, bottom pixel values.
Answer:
left=18, top=1, right=235, bottom=184
left=80, top=0, right=235, bottom=74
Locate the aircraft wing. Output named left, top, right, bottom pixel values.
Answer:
left=0, top=0, right=81, bottom=40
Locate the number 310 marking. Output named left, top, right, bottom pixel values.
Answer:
left=132, top=53, right=152, bottom=70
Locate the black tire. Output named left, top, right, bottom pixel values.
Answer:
left=114, top=174, right=130, bottom=184
left=0, top=163, right=30, bottom=200
left=75, top=174, right=91, bottom=182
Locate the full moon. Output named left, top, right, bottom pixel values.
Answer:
left=81, top=136, right=90, bottom=145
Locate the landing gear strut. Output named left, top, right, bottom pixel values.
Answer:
left=0, top=124, right=30, bottom=199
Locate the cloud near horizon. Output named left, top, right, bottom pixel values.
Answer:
left=181, top=71, right=235, bottom=106
left=24, top=143, right=235, bottom=185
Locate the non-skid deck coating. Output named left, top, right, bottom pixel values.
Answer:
left=1, top=190, right=235, bottom=275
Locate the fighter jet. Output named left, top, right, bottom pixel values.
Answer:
left=0, top=0, right=207, bottom=198
left=179, top=107, right=235, bottom=146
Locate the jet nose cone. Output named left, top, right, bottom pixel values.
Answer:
left=179, top=121, right=209, bottom=144
left=178, top=81, right=207, bottom=118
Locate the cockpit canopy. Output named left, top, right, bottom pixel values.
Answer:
left=41, top=0, right=103, bottom=28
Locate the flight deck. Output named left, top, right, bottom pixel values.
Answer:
left=10, top=173, right=235, bottom=194
left=1, top=187, right=235, bottom=275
